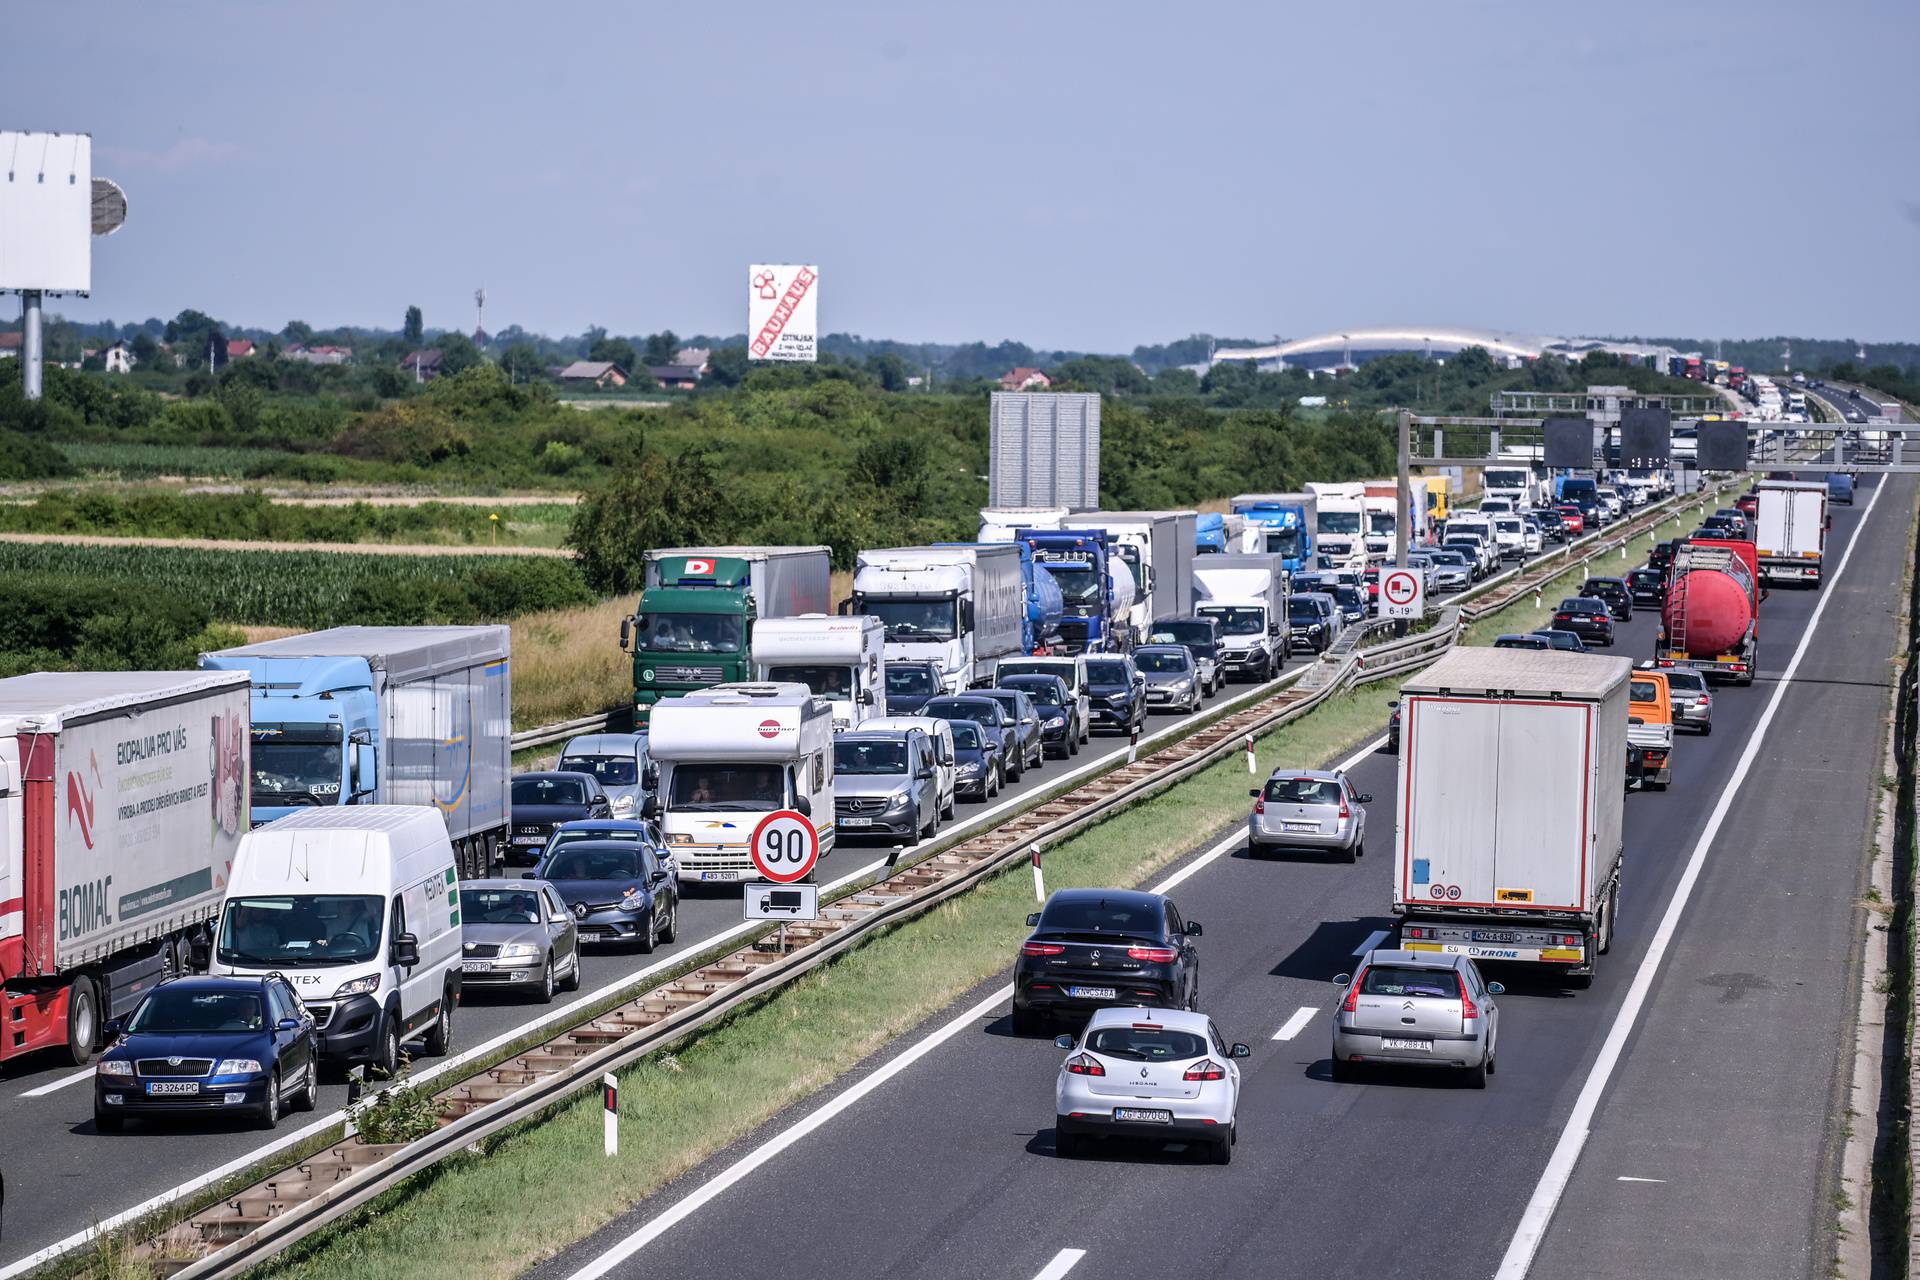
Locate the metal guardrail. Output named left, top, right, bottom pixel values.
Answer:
left=103, top=486, right=1729, bottom=1280
left=510, top=711, right=615, bottom=753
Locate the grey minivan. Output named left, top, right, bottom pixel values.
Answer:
left=832, top=729, right=941, bottom=842
left=558, top=732, right=650, bottom=821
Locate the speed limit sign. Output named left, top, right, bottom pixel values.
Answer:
left=750, top=809, right=820, bottom=883
left=1378, top=568, right=1425, bottom=620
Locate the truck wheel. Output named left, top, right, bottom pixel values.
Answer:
left=423, top=991, right=454, bottom=1056
left=62, top=977, right=99, bottom=1067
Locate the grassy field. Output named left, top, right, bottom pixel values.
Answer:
left=509, top=598, right=633, bottom=730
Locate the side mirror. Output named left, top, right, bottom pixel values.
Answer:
left=794, top=796, right=813, bottom=818
left=103, top=1017, right=126, bottom=1040
left=1185, top=921, right=1203, bottom=936
left=276, top=1017, right=301, bottom=1033
left=1332, top=972, right=1352, bottom=986
left=1053, top=1033, right=1076, bottom=1049
left=1230, top=1042, right=1251, bottom=1059
left=640, top=795, right=659, bottom=820
left=860, top=689, right=875, bottom=706
left=1269, top=622, right=1282, bottom=635
left=592, top=799, right=612, bottom=816
left=650, top=869, right=668, bottom=884
left=351, top=743, right=378, bottom=797
left=551, top=911, right=571, bottom=925
left=643, top=762, right=660, bottom=790
left=1487, top=982, right=1506, bottom=995
left=1026, top=912, right=1042, bottom=926
left=619, top=615, right=632, bottom=650
left=1355, top=793, right=1373, bottom=804
left=1249, top=788, right=1261, bottom=798
left=523, top=871, right=542, bottom=880
left=391, top=933, right=420, bottom=968
left=189, top=935, right=210, bottom=968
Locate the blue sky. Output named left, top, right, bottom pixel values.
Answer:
left=10, top=0, right=1917, bottom=349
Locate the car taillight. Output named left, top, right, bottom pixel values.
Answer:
left=1458, top=974, right=1479, bottom=1020
left=1184, top=1059, right=1227, bottom=1081
left=1338, top=796, right=1351, bottom=819
left=1021, top=942, right=1065, bottom=957
left=1128, top=945, right=1180, bottom=963
left=1341, top=968, right=1367, bottom=1013
left=1253, top=796, right=1266, bottom=814
left=1065, top=1053, right=1104, bottom=1076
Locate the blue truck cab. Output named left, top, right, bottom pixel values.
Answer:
left=1232, top=495, right=1316, bottom=576
left=1016, top=529, right=1130, bottom=654
left=1553, top=475, right=1601, bottom=523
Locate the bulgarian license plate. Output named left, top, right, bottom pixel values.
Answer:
left=701, top=870, right=738, bottom=882
left=1282, top=821, right=1319, bottom=833
left=1113, top=1107, right=1172, bottom=1123
left=146, top=1081, right=200, bottom=1095
left=1381, top=1038, right=1433, bottom=1052
left=461, top=960, right=493, bottom=973
left=1068, top=985, right=1117, bottom=1000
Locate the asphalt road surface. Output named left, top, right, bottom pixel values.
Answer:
left=534, top=476, right=1909, bottom=1280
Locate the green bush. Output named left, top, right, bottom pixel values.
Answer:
left=0, top=430, right=75, bottom=480
left=0, top=573, right=241, bottom=674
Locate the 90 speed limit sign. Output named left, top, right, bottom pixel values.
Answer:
left=1377, top=567, right=1425, bottom=620
left=750, top=809, right=820, bottom=883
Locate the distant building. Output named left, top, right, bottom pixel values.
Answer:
left=999, top=367, right=1051, bottom=392
left=401, top=349, right=445, bottom=381
left=673, top=346, right=711, bottom=373
left=105, top=341, right=136, bottom=374
left=0, top=332, right=19, bottom=359
left=647, top=364, right=701, bottom=391
left=558, top=360, right=630, bottom=389
left=226, top=337, right=255, bottom=359
left=285, top=344, right=353, bottom=366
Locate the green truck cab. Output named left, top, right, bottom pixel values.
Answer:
left=619, top=547, right=832, bottom=724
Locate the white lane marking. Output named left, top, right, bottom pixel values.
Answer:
left=1494, top=475, right=1887, bottom=1279
left=21, top=1066, right=94, bottom=1097
left=563, top=983, right=1015, bottom=1279
left=1352, top=929, right=1390, bottom=956
left=1273, top=1006, right=1318, bottom=1041
left=1615, top=1176, right=1665, bottom=1184
left=1032, top=1249, right=1088, bottom=1280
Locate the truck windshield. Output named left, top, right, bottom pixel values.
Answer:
left=216, top=894, right=384, bottom=968
left=835, top=741, right=907, bottom=774
left=638, top=612, right=742, bottom=654
left=885, top=665, right=940, bottom=696
left=668, top=763, right=785, bottom=811
left=250, top=726, right=344, bottom=807
left=1261, top=528, right=1301, bottom=557
left=1319, top=511, right=1361, bottom=534
left=1486, top=470, right=1528, bottom=489
left=864, top=598, right=959, bottom=640
left=1199, top=606, right=1264, bottom=636
left=1367, top=511, right=1397, bottom=533
left=765, top=665, right=854, bottom=699
left=558, top=754, right=639, bottom=786
left=1044, top=565, right=1101, bottom=610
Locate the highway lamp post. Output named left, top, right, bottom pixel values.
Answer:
left=1395, top=408, right=1413, bottom=636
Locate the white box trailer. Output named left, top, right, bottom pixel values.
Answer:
left=0, top=670, right=252, bottom=1064
left=1754, top=480, right=1827, bottom=586
left=978, top=507, right=1068, bottom=543
left=1393, top=648, right=1630, bottom=984
left=1082, top=511, right=1197, bottom=638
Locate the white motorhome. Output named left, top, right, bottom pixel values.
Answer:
left=1481, top=466, right=1538, bottom=510
left=212, top=807, right=463, bottom=1075
left=861, top=715, right=957, bottom=820
left=752, top=614, right=886, bottom=731
left=643, top=684, right=836, bottom=885
left=1305, top=482, right=1366, bottom=563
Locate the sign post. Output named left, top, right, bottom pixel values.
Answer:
left=603, top=1073, right=618, bottom=1157
left=749, top=810, right=821, bottom=952
left=1378, top=567, right=1425, bottom=621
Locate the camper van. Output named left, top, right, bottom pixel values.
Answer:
left=643, top=684, right=836, bottom=884
left=751, top=614, right=886, bottom=731
left=212, top=807, right=463, bottom=1075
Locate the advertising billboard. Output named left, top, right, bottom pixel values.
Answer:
left=748, top=264, right=818, bottom=362
left=0, top=131, right=92, bottom=293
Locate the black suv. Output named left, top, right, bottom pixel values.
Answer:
left=1580, top=577, right=1633, bottom=621
left=1627, top=566, right=1667, bottom=606
left=1012, top=887, right=1202, bottom=1034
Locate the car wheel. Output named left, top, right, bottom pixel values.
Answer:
left=423, top=993, right=454, bottom=1056
left=257, top=1070, right=281, bottom=1130
left=1338, top=841, right=1358, bottom=865
left=942, top=797, right=956, bottom=820
left=1011, top=1005, right=1044, bottom=1036
left=371, top=1014, right=401, bottom=1079
left=537, top=956, right=556, bottom=1004
left=1354, top=840, right=1365, bottom=860
left=1330, top=1054, right=1353, bottom=1083
left=62, top=976, right=99, bottom=1067
left=1067, top=731, right=1079, bottom=757
left=920, top=813, right=937, bottom=841
left=560, top=951, right=583, bottom=991
left=1700, top=723, right=1713, bottom=737
left=1055, top=1124, right=1079, bottom=1159
left=94, top=1108, right=124, bottom=1135
left=1211, top=1130, right=1234, bottom=1165
left=1486, top=1042, right=1498, bottom=1076
left=659, top=897, right=678, bottom=944
left=1463, top=1059, right=1487, bottom=1090
left=292, top=1059, right=317, bottom=1112
left=636, top=907, right=657, bottom=955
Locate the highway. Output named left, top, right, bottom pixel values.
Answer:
left=1805, top=381, right=1905, bottom=426
left=532, top=476, right=1909, bottom=1280
left=0, top=640, right=1302, bottom=1270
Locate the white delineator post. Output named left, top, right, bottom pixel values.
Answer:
left=1128, top=727, right=1138, bottom=764
left=1245, top=734, right=1256, bottom=775
left=603, top=1073, right=619, bottom=1157
left=1032, top=843, right=1046, bottom=904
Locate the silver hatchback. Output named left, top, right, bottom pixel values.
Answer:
left=1247, top=768, right=1369, bottom=862
left=1330, top=949, right=1502, bottom=1086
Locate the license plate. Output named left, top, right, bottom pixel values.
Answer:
left=512, top=835, right=544, bottom=845
left=1113, top=1107, right=1172, bottom=1123
left=146, top=1081, right=200, bottom=1095
left=1381, top=1037, right=1432, bottom=1052
left=1473, top=930, right=1519, bottom=943
left=1282, top=821, right=1319, bottom=833
left=1067, top=985, right=1117, bottom=1000
left=461, top=960, right=493, bottom=973
left=840, top=817, right=874, bottom=828
left=701, top=871, right=738, bottom=882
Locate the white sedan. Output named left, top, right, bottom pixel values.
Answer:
left=1053, top=1006, right=1249, bottom=1164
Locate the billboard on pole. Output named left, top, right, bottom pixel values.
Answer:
left=0, top=131, right=92, bottom=293
left=748, top=264, right=818, bottom=362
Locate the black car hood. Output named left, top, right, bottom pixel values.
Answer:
left=1089, top=683, right=1133, bottom=698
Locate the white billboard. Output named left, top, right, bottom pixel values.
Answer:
left=748, top=263, right=818, bottom=362
left=0, top=131, right=92, bottom=293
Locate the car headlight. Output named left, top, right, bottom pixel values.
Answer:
left=885, top=790, right=914, bottom=810
left=611, top=793, right=635, bottom=813
left=957, top=762, right=982, bottom=777
left=96, top=1058, right=133, bottom=1077
left=497, top=942, right=540, bottom=960
left=1170, top=678, right=1194, bottom=693
left=619, top=890, right=648, bottom=913
left=214, top=1058, right=264, bottom=1076
left=333, top=974, right=381, bottom=999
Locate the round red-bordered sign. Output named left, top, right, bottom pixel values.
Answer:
left=1382, top=570, right=1421, bottom=607
left=750, top=809, right=820, bottom=883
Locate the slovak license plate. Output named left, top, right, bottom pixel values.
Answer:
left=146, top=1081, right=199, bottom=1095
left=841, top=817, right=874, bottom=828
left=1282, top=821, right=1318, bottom=833
left=701, top=870, right=738, bottom=882
left=461, top=960, right=493, bottom=973
left=1113, top=1107, right=1172, bottom=1123
left=1381, top=1038, right=1432, bottom=1052
left=1068, top=985, right=1117, bottom=1000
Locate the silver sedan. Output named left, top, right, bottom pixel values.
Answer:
left=1330, top=949, right=1501, bottom=1086
left=1247, top=768, right=1369, bottom=861
left=456, top=879, right=583, bottom=1003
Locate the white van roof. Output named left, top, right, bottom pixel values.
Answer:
left=231, top=806, right=451, bottom=895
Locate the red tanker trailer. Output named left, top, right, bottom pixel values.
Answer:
left=1657, top=537, right=1761, bottom=686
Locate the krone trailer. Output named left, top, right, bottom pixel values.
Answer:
left=0, top=670, right=252, bottom=1064
left=1754, top=479, right=1827, bottom=586
left=1394, top=648, right=1630, bottom=987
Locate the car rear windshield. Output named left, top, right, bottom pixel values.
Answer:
left=1039, top=897, right=1161, bottom=936
left=1665, top=671, right=1708, bottom=692
left=1560, top=598, right=1607, bottom=612
left=1136, top=649, right=1189, bottom=672
left=545, top=846, right=643, bottom=881
left=129, top=989, right=265, bottom=1034
left=1494, top=636, right=1548, bottom=649
left=1361, top=966, right=1459, bottom=999
left=1086, top=1026, right=1209, bottom=1062
left=1263, top=777, right=1342, bottom=804
left=513, top=776, right=588, bottom=806
left=559, top=754, right=638, bottom=786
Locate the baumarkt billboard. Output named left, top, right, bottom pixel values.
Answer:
left=748, top=264, right=818, bottom=362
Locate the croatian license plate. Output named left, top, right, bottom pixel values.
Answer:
left=1067, top=985, right=1117, bottom=1000
left=512, top=835, right=544, bottom=845
left=1282, top=821, right=1318, bottom=833
left=701, top=870, right=738, bottom=882
left=1381, top=1038, right=1432, bottom=1052
left=461, top=960, right=493, bottom=973
left=841, top=818, right=873, bottom=828
left=1113, top=1107, right=1172, bottom=1123
left=146, top=1081, right=200, bottom=1096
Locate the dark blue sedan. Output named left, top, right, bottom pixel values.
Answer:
left=531, top=839, right=680, bottom=951
left=94, top=974, right=317, bottom=1132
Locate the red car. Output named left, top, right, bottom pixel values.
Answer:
left=1362, top=566, right=1380, bottom=600
left=1734, top=493, right=1759, bottom=520
left=1553, top=504, right=1586, bottom=536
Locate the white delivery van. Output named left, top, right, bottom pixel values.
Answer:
left=643, top=683, right=836, bottom=885
left=752, top=614, right=886, bottom=731
left=212, top=806, right=463, bottom=1074
left=861, top=715, right=958, bottom=820
left=996, top=654, right=1093, bottom=746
